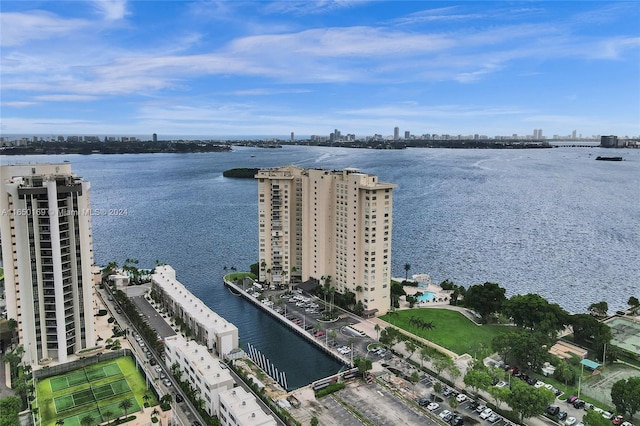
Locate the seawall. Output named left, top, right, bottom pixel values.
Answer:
left=223, top=278, right=350, bottom=367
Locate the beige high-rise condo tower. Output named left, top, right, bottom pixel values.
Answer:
left=256, top=166, right=396, bottom=316
left=0, top=164, right=96, bottom=365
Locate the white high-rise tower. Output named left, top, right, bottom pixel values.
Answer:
left=256, top=166, right=396, bottom=315
left=0, top=164, right=96, bottom=365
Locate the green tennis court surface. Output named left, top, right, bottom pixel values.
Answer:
left=37, top=356, right=153, bottom=426
left=49, top=363, right=123, bottom=392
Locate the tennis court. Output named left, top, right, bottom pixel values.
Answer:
left=91, top=379, right=131, bottom=400
left=581, top=363, right=640, bottom=408
left=37, top=356, right=152, bottom=426
left=50, top=370, right=87, bottom=392
left=53, top=389, right=94, bottom=412
left=49, top=362, right=123, bottom=392
left=606, top=316, right=640, bottom=355
left=85, top=362, right=122, bottom=382
left=56, top=408, right=102, bottom=426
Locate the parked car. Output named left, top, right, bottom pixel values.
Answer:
left=480, top=408, right=494, bottom=420
left=426, top=402, right=439, bottom=411
left=487, top=413, right=501, bottom=423
left=439, top=410, right=453, bottom=422
left=416, top=397, right=429, bottom=407
left=567, top=395, right=579, bottom=404
left=175, top=393, right=184, bottom=403
left=602, top=412, right=614, bottom=420
left=451, top=415, right=464, bottom=426
left=565, top=417, right=577, bottom=426
left=456, top=394, right=467, bottom=403
left=476, top=405, right=487, bottom=414
left=573, top=399, right=585, bottom=409
left=557, top=411, right=568, bottom=421
left=468, top=400, right=479, bottom=410
left=547, top=405, right=560, bottom=416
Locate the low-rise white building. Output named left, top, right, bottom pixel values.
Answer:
left=152, top=265, right=238, bottom=356
left=164, top=335, right=235, bottom=417
left=219, top=386, right=277, bottom=426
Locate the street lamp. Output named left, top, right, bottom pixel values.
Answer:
left=577, top=361, right=584, bottom=399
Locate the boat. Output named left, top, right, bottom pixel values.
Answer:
left=595, top=156, right=623, bottom=161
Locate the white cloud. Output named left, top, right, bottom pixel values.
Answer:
left=0, top=11, right=90, bottom=47
left=263, top=1, right=367, bottom=16
left=92, top=0, right=129, bottom=21
left=1, top=101, right=39, bottom=108
left=34, top=94, right=100, bottom=102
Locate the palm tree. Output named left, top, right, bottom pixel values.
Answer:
left=374, top=324, right=381, bottom=341
left=55, top=420, right=65, bottom=426
left=142, top=393, right=151, bottom=406
left=102, top=410, right=113, bottom=424
left=119, top=399, right=133, bottom=419
left=404, top=263, right=411, bottom=280
left=80, top=414, right=93, bottom=426
left=151, top=408, right=160, bottom=417
left=329, top=286, right=336, bottom=316
left=420, top=347, right=430, bottom=368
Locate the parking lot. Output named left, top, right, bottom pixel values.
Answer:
left=270, top=291, right=389, bottom=364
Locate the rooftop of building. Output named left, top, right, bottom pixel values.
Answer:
left=152, top=265, right=238, bottom=336
left=164, top=335, right=234, bottom=385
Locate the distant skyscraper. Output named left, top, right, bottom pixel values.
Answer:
left=152, top=133, right=158, bottom=142
left=0, top=164, right=96, bottom=365
left=404, top=131, right=410, bottom=140
left=290, top=132, right=294, bottom=142
left=394, top=127, right=400, bottom=141
left=256, top=166, right=397, bottom=315
left=572, top=130, right=577, bottom=140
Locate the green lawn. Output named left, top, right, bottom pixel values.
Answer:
left=380, top=308, right=510, bottom=356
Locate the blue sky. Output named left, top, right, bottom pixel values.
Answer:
left=1, top=1, right=639, bottom=139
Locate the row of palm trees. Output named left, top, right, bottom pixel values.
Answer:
left=57, top=393, right=160, bottom=426
left=62, top=397, right=143, bottom=426
left=408, top=316, right=435, bottom=331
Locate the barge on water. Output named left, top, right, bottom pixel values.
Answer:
left=596, top=156, right=623, bottom=161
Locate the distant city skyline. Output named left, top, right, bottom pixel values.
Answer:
left=1, top=1, right=639, bottom=137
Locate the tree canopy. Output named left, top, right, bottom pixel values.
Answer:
left=502, top=293, right=569, bottom=336
left=0, top=396, right=22, bottom=426
left=583, top=410, right=615, bottom=426
left=588, top=301, right=609, bottom=317
left=570, top=314, right=612, bottom=360
left=492, top=330, right=551, bottom=373
left=463, top=369, right=492, bottom=393
left=611, top=377, right=640, bottom=420
left=508, top=380, right=555, bottom=422
left=463, top=282, right=506, bottom=323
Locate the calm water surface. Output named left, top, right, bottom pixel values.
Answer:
left=7, top=145, right=639, bottom=386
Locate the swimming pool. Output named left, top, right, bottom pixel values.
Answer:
left=416, top=291, right=436, bottom=302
